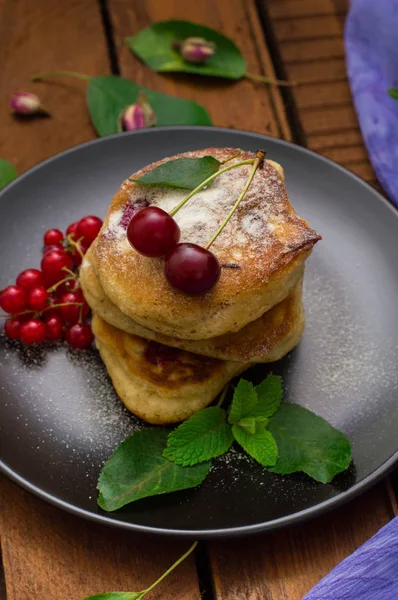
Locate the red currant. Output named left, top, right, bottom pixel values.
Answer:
left=4, top=317, right=21, bottom=340
left=43, top=229, right=64, bottom=246
left=16, top=269, right=44, bottom=290
left=19, top=319, right=47, bottom=345
left=57, top=278, right=79, bottom=294
left=27, top=286, right=49, bottom=311
left=41, top=250, right=72, bottom=286
left=77, top=216, right=103, bottom=247
left=0, top=285, right=28, bottom=314
left=127, top=207, right=180, bottom=258
left=44, top=314, right=64, bottom=341
left=43, top=244, right=63, bottom=255
left=65, top=323, right=93, bottom=349
left=58, top=290, right=88, bottom=323
left=66, top=221, right=79, bottom=240
left=165, top=243, right=221, bottom=295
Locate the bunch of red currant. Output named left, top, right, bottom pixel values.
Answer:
left=127, top=207, right=220, bottom=295
left=0, top=215, right=103, bottom=348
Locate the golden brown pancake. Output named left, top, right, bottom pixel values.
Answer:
left=93, top=148, right=320, bottom=340
left=92, top=314, right=249, bottom=424
left=81, top=245, right=305, bottom=363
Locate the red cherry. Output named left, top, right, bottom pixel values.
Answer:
left=27, top=286, right=49, bottom=311
left=43, top=244, right=63, bottom=255
left=77, top=216, right=103, bottom=247
left=16, top=269, right=44, bottom=290
left=44, top=314, right=64, bottom=341
left=65, top=323, right=93, bottom=349
left=41, top=250, right=72, bottom=286
left=4, top=317, right=21, bottom=340
left=19, top=319, right=47, bottom=345
left=165, top=243, right=221, bottom=295
left=127, top=207, right=180, bottom=258
left=43, top=229, right=64, bottom=246
left=0, top=285, right=28, bottom=314
left=66, top=221, right=79, bottom=240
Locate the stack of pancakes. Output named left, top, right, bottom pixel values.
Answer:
left=80, top=148, right=320, bottom=424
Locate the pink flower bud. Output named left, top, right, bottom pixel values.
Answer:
left=176, top=37, right=216, bottom=64
left=119, top=93, right=156, bottom=132
left=9, top=92, right=45, bottom=115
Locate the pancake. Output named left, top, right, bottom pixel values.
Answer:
left=92, top=314, right=249, bottom=424
left=81, top=245, right=305, bottom=363
left=93, top=147, right=320, bottom=340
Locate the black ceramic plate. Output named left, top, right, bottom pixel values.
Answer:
left=1, top=128, right=397, bottom=538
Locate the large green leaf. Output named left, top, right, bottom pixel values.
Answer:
left=126, top=20, right=246, bottom=80
left=268, top=404, right=352, bottom=483
left=84, top=594, right=144, bottom=600
left=0, top=159, right=17, bottom=190
left=87, top=75, right=212, bottom=137
left=97, top=428, right=210, bottom=511
left=135, top=156, right=220, bottom=189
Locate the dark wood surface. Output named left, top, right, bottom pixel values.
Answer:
left=0, top=0, right=395, bottom=598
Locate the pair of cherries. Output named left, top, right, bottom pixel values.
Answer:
left=127, top=207, right=220, bottom=295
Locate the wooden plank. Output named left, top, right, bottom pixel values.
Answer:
left=0, top=0, right=110, bottom=173
left=280, top=37, right=345, bottom=64
left=308, top=129, right=364, bottom=151
left=108, top=0, right=290, bottom=139
left=0, top=1, right=201, bottom=599
left=274, top=16, right=341, bottom=42
left=288, top=58, right=347, bottom=84
left=320, top=145, right=368, bottom=164
left=295, top=81, right=352, bottom=108
left=268, top=0, right=347, bottom=20
left=210, top=484, right=396, bottom=600
left=299, top=104, right=359, bottom=135
left=0, top=478, right=200, bottom=600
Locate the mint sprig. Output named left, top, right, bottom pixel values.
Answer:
left=163, top=406, right=233, bottom=466
left=97, top=376, right=353, bottom=513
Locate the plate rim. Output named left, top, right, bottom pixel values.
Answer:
left=1, top=126, right=397, bottom=538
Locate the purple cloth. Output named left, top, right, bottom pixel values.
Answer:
left=345, top=0, right=398, bottom=207
left=303, top=516, right=398, bottom=599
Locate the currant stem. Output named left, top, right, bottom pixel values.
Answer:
left=205, top=151, right=264, bottom=250
left=141, top=541, right=198, bottom=597
left=47, top=275, right=76, bottom=293
left=31, top=70, right=91, bottom=82
left=169, top=159, right=254, bottom=218
left=245, top=72, right=296, bottom=87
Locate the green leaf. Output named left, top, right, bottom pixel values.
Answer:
left=126, top=20, right=246, bottom=80
left=232, top=426, right=278, bottom=467
left=268, top=404, right=352, bottom=483
left=163, top=406, right=233, bottom=466
left=247, top=375, right=282, bottom=419
left=0, top=159, right=17, bottom=190
left=228, top=379, right=258, bottom=425
left=388, top=88, right=398, bottom=100
left=87, top=75, right=212, bottom=137
left=97, top=429, right=210, bottom=511
left=84, top=593, right=144, bottom=600
left=135, top=156, right=220, bottom=189
left=236, top=416, right=257, bottom=435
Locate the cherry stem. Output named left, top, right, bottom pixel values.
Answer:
left=245, top=72, right=296, bottom=87
left=205, top=151, right=264, bottom=250
left=169, top=159, right=255, bottom=218
left=141, top=541, right=198, bottom=597
left=30, top=70, right=91, bottom=82
left=219, top=150, right=242, bottom=165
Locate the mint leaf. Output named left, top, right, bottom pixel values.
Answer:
left=232, top=426, right=278, bottom=467
left=388, top=88, right=398, bottom=100
left=163, top=406, right=233, bottom=466
left=237, top=416, right=257, bottom=434
left=97, top=429, right=210, bottom=511
left=228, top=379, right=258, bottom=425
left=0, top=159, right=17, bottom=191
left=268, top=404, right=352, bottom=483
left=84, top=594, right=144, bottom=600
left=134, top=156, right=220, bottom=189
left=246, top=375, right=282, bottom=419
left=126, top=20, right=246, bottom=80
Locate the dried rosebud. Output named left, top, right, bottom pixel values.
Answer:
left=9, top=92, right=47, bottom=116
left=119, top=92, right=156, bottom=132
left=174, top=37, right=216, bottom=64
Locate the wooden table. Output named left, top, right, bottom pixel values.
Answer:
left=0, top=1, right=396, bottom=598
